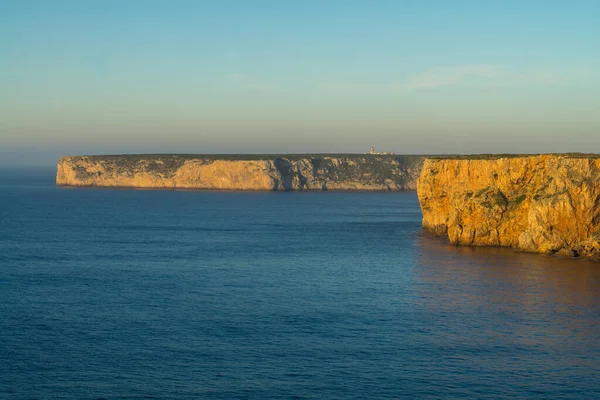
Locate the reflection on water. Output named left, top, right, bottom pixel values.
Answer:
left=416, top=234, right=600, bottom=308
left=414, top=234, right=600, bottom=375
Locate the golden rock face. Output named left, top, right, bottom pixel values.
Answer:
left=417, top=155, right=600, bottom=259
left=57, top=157, right=275, bottom=190
left=56, top=155, right=424, bottom=192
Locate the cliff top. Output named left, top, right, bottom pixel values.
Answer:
left=61, top=153, right=600, bottom=163
left=427, top=153, right=600, bottom=160
left=59, top=154, right=426, bottom=169
left=61, top=153, right=424, bottom=160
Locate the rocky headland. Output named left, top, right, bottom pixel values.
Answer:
left=417, top=154, right=600, bottom=259
left=56, top=154, right=424, bottom=191
left=57, top=153, right=600, bottom=258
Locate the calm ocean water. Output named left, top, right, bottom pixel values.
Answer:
left=1, top=167, right=599, bottom=399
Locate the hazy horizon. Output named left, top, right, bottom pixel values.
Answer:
left=2, top=1, right=599, bottom=166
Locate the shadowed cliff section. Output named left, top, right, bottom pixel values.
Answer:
left=417, top=154, right=600, bottom=259
left=57, top=154, right=424, bottom=191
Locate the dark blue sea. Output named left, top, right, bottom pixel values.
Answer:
left=1, top=167, right=599, bottom=399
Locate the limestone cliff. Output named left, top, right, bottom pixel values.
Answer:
left=57, top=154, right=424, bottom=191
left=417, top=154, right=600, bottom=259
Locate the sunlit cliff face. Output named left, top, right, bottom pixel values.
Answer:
left=56, top=155, right=424, bottom=191
left=418, top=155, right=600, bottom=259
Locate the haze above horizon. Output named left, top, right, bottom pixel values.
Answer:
left=1, top=0, right=599, bottom=166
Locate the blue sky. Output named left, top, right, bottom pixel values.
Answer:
left=1, top=0, right=599, bottom=165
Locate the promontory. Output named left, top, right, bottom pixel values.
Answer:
left=418, top=154, right=600, bottom=259
left=56, top=154, right=424, bottom=191
left=57, top=153, right=600, bottom=258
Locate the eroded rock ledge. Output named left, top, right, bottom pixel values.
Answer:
left=417, top=154, right=600, bottom=259
left=57, top=154, right=424, bottom=191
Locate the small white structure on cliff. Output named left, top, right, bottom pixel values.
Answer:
left=367, top=146, right=394, bottom=155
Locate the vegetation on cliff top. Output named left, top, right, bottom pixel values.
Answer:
left=427, top=153, right=600, bottom=160
left=65, top=153, right=425, bottom=161
left=62, top=154, right=425, bottom=179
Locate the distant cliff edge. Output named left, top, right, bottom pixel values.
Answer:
left=57, top=154, right=424, bottom=191
left=418, top=154, right=600, bottom=259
